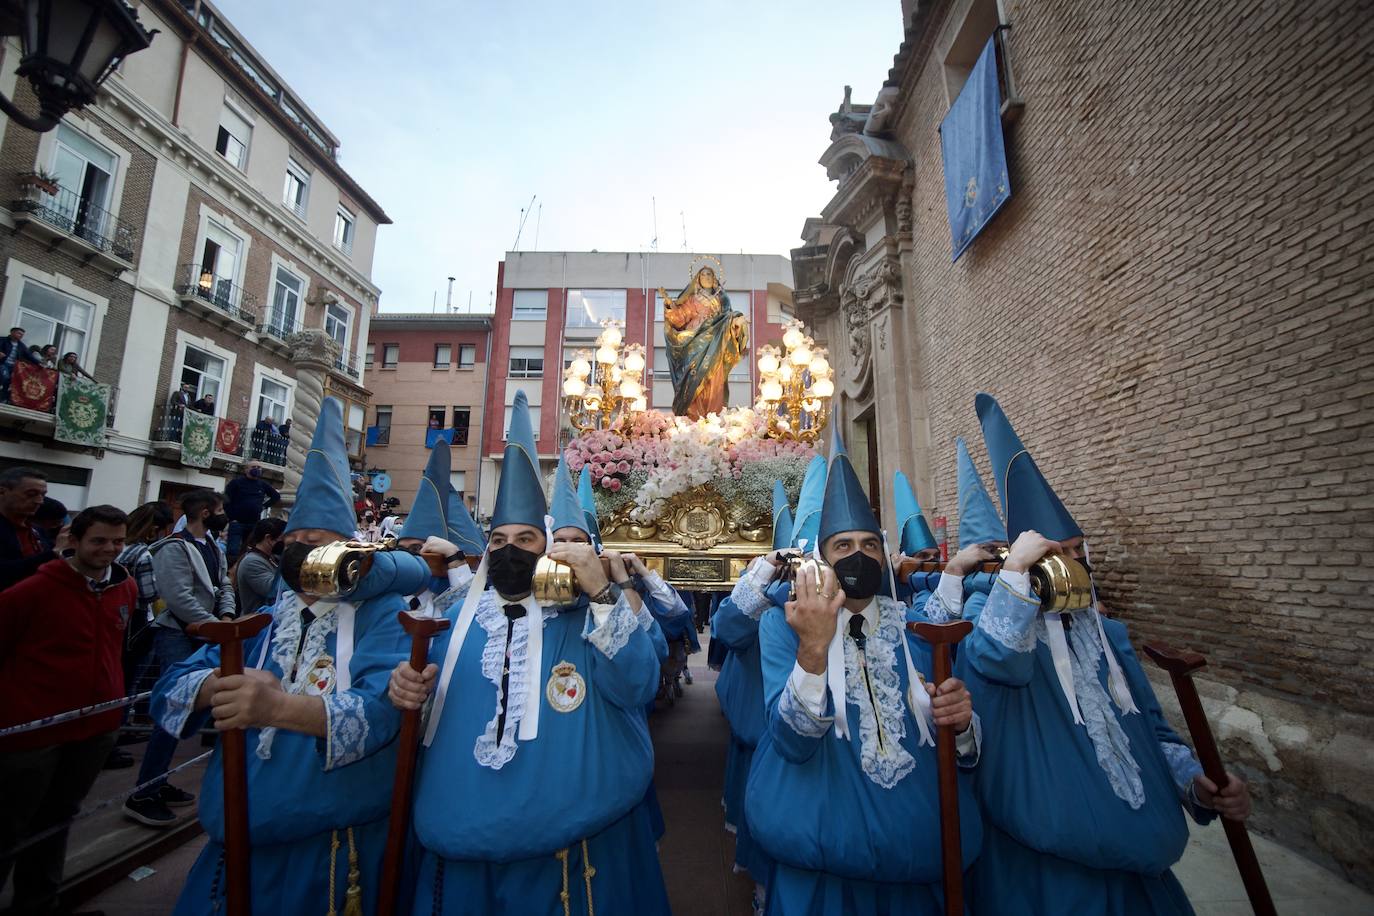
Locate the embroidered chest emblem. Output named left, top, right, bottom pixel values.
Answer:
left=546, top=661, right=586, bottom=713
left=304, top=655, right=336, bottom=696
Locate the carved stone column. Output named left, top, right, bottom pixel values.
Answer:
left=281, top=329, right=342, bottom=505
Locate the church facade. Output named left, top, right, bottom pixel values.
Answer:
left=793, top=0, right=1373, bottom=888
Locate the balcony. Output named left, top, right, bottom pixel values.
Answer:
left=425, top=426, right=470, bottom=448
left=365, top=425, right=390, bottom=447
left=331, top=348, right=362, bottom=382
left=150, top=406, right=286, bottom=473
left=0, top=367, right=119, bottom=440
left=9, top=178, right=138, bottom=272
left=175, top=263, right=261, bottom=328
left=255, top=315, right=302, bottom=356
left=246, top=427, right=288, bottom=466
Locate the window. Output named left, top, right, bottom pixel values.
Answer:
left=452, top=406, right=471, bottom=431
left=346, top=401, right=364, bottom=456
left=50, top=125, right=116, bottom=243
left=727, top=290, right=751, bottom=313
left=374, top=405, right=392, bottom=428
left=450, top=470, right=466, bottom=496
left=365, top=343, right=375, bottom=368
left=267, top=267, right=302, bottom=336
left=508, top=346, right=544, bottom=378
left=198, top=220, right=243, bottom=305
left=381, top=343, right=399, bottom=368
left=512, top=289, right=547, bottom=320
left=434, top=344, right=451, bottom=368
left=256, top=377, right=289, bottom=425
left=653, top=291, right=666, bottom=322
left=325, top=302, right=350, bottom=351
left=179, top=345, right=226, bottom=404
left=17, top=281, right=94, bottom=362
left=457, top=344, right=476, bottom=369
left=427, top=406, right=446, bottom=429
left=653, top=346, right=671, bottom=379
left=282, top=158, right=309, bottom=218
left=333, top=207, right=355, bottom=254
left=504, top=405, right=541, bottom=440
left=566, top=289, right=626, bottom=328
left=215, top=104, right=251, bottom=170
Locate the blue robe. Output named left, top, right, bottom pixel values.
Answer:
left=409, top=583, right=668, bottom=915
left=747, top=597, right=983, bottom=915
left=150, top=552, right=430, bottom=915
left=958, top=576, right=1214, bottom=916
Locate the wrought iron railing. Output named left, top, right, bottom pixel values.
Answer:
left=0, top=370, right=118, bottom=428
left=333, top=348, right=361, bottom=379
left=247, top=428, right=288, bottom=466
left=11, top=180, right=138, bottom=262
left=366, top=425, right=390, bottom=446
left=258, top=315, right=302, bottom=342
left=176, top=263, right=261, bottom=324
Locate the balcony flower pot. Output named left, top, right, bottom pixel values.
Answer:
left=19, top=172, right=59, bottom=196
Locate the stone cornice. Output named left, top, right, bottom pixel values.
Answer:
left=96, top=82, right=383, bottom=307
left=820, top=155, right=909, bottom=230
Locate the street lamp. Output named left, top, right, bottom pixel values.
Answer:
left=0, top=0, right=156, bottom=133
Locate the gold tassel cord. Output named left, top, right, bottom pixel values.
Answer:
left=555, top=847, right=572, bottom=916
left=343, top=827, right=363, bottom=916
left=326, top=831, right=340, bottom=916
left=580, top=838, right=596, bottom=916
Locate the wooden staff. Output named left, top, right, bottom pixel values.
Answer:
left=188, top=613, right=273, bottom=916
left=377, top=611, right=451, bottom=916
left=1143, top=643, right=1276, bottom=916
left=909, top=619, right=974, bottom=916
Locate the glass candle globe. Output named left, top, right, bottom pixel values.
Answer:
left=623, top=347, right=646, bottom=373
left=813, top=377, right=834, bottom=398
left=630, top=397, right=647, bottom=412
left=782, top=326, right=804, bottom=350
left=808, top=354, right=830, bottom=376
left=602, top=324, right=623, bottom=348
left=761, top=380, right=784, bottom=401
left=571, top=356, right=591, bottom=378
left=563, top=378, right=586, bottom=398
left=595, top=345, right=617, bottom=365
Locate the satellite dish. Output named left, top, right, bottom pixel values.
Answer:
left=371, top=473, right=392, bottom=493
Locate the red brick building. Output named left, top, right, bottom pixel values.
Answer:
left=793, top=0, right=1374, bottom=888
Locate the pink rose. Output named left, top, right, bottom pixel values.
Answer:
left=601, top=476, right=613, bottom=489
left=609, top=478, right=622, bottom=492
left=618, top=461, right=631, bottom=474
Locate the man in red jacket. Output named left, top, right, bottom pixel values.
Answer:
left=0, top=504, right=135, bottom=914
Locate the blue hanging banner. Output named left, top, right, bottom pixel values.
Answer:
left=939, top=36, right=1012, bottom=261
left=425, top=428, right=456, bottom=448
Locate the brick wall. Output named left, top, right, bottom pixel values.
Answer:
left=890, top=0, right=1372, bottom=717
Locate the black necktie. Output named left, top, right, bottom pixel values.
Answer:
left=495, top=603, right=527, bottom=745
left=288, top=608, right=316, bottom=680
left=849, top=613, right=866, bottom=652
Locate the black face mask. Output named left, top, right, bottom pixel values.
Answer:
left=488, top=543, right=540, bottom=597
left=833, top=551, right=884, bottom=601
left=279, top=541, right=315, bottom=594
left=208, top=512, right=230, bottom=532
left=271, top=539, right=285, bottom=559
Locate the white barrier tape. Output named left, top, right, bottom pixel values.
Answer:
left=0, top=691, right=153, bottom=738
left=0, top=749, right=213, bottom=859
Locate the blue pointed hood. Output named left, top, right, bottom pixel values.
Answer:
left=445, top=488, right=486, bottom=556
left=956, top=436, right=1006, bottom=545
left=772, top=480, right=794, bottom=550
left=975, top=393, right=1082, bottom=542
left=893, top=470, right=937, bottom=553
left=285, top=397, right=357, bottom=539
left=791, top=455, right=827, bottom=550
left=819, top=428, right=880, bottom=546
left=577, top=468, right=602, bottom=549
left=399, top=440, right=450, bottom=542
left=549, top=453, right=588, bottom=537
left=491, top=390, right=546, bottom=530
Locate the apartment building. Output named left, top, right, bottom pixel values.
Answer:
left=363, top=313, right=491, bottom=512
left=476, top=251, right=794, bottom=517
left=0, top=0, right=385, bottom=509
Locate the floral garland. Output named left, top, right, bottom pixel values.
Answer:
left=564, top=407, right=817, bottom=524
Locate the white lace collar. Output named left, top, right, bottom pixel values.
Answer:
left=471, top=591, right=557, bottom=770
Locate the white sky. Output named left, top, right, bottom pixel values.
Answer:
left=216, top=0, right=902, bottom=312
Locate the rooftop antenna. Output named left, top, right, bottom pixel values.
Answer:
left=446, top=276, right=455, bottom=312
left=467, top=291, right=473, bottom=314
left=533, top=202, right=542, bottom=251
left=651, top=196, right=659, bottom=251
left=431, top=290, right=437, bottom=314
left=680, top=211, right=688, bottom=251
left=513, top=194, right=536, bottom=251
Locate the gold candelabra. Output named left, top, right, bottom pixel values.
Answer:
left=755, top=319, right=834, bottom=444
left=562, top=318, right=648, bottom=432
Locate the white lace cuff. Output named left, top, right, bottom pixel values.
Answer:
left=778, top=676, right=832, bottom=738
left=728, top=560, right=774, bottom=620
left=159, top=668, right=213, bottom=738
left=932, top=571, right=965, bottom=619
left=322, top=692, right=372, bottom=771
left=448, top=565, right=474, bottom=589
left=789, top=662, right=828, bottom=717
left=585, top=597, right=638, bottom=659
left=977, top=575, right=1040, bottom=653
left=644, top=572, right=681, bottom=607
left=1160, top=741, right=1203, bottom=796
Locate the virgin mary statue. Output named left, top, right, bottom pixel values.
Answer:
left=659, top=263, right=748, bottom=419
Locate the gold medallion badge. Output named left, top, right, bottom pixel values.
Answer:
left=546, top=661, right=586, bottom=714
left=304, top=655, right=336, bottom=696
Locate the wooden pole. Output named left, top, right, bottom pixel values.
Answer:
left=1143, top=643, right=1277, bottom=916
left=188, top=614, right=272, bottom=916
left=909, top=619, right=974, bottom=916
left=377, top=612, right=450, bottom=916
